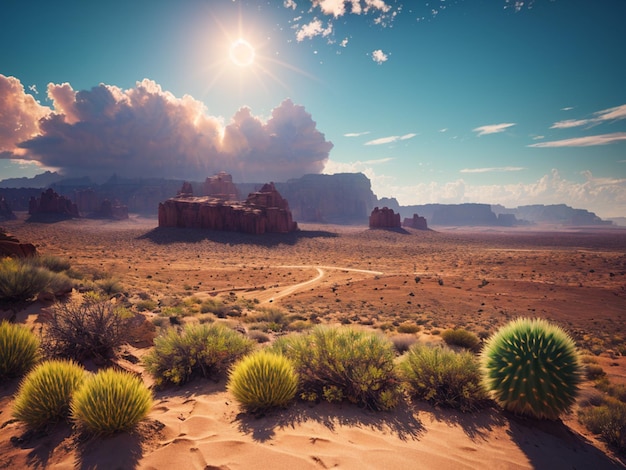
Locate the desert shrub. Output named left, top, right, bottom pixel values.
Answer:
left=585, top=364, right=606, bottom=381
left=24, top=255, right=71, bottom=273
left=228, top=351, right=298, bottom=413
left=0, top=257, right=54, bottom=302
left=144, top=323, right=255, bottom=386
left=136, top=299, right=157, bottom=312
left=71, top=368, right=153, bottom=435
left=400, top=344, right=489, bottom=412
left=246, top=307, right=288, bottom=330
left=95, top=277, right=123, bottom=296
left=247, top=330, right=270, bottom=343
left=270, top=325, right=400, bottom=410
left=12, top=359, right=85, bottom=429
left=0, top=321, right=40, bottom=378
left=396, top=323, right=420, bottom=334
left=578, top=397, right=626, bottom=452
left=481, top=318, right=581, bottom=420
left=596, top=378, right=626, bottom=403
left=389, top=334, right=418, bottom=354
left=441, top=328, right=481, bottom=352
left=42, top=297, right=132, bottom=362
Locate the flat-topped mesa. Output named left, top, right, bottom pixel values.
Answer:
left=158, top=180, right=298, bottom=234
left=203, top=171, right=239, bottom=200
left=402, top=213, right=428, bottom=230
left=369, top=206, right=401, bottom=229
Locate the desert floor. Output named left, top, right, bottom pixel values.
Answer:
left=1, top=214, right=625, bottom=469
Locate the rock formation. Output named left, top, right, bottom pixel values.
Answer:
left=99, top=199, right=129, bottom=220
left=203, top=172, right=239, bottom=200
left=0, top=229, right=37, bottom=258
left=28, top=188, right=79, bottom=218
left=402, top=213, right=428, bottom=230
left=0, top=196, right=16, bottom=221
left=158, top=182, right=298, bottom=234
left=369, top=207, right=401, bottom=229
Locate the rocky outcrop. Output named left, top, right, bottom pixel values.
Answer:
left=402, top=213, right=428, bottom=230
left=99, top=199, right=129, bottom=220
left=75, top=188, right=100, bottom=214
left=0, top=229, right=37, bottom=257
left=158, top=182, right=298, bottom=234
left=29, top=188, right=79, bottom=218
left=492, top=204, right=612, bottom=226
left=0, top=196, right=16, bottom=221
left=203, top=172, right=239, bottom=200
left=369, top=207, right=401, bottom=229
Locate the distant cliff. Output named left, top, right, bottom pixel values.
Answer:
left=239, top=173, right=377, bottom=224
left=492, top=204, right=612, bottom=226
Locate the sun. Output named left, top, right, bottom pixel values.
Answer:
left=229, top=39, right=255, bottom=67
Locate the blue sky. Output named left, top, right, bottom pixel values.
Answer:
left=1, top=0, right=625, bottom=217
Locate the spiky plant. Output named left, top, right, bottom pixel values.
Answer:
left=12, top=360, right=85, bottom=429
left=228, top=351, right=298, bottom=413
left=0, top=320, right=40, bottom=379
left=481, top=318, right=581, bottom=420
left=71, top=368, right=153, bottom=435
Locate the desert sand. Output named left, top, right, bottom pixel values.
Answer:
left=1, top=214, right=625, bottom=469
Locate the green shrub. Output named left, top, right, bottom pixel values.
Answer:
left=42, top=297, right=132, bottom=362
left=270, top=326, right=400, bottom=410
left=96, top=277, right=123, bottom=296
left=481, top=318, right=581, bottom=420
left=144, top=323, right=255, bottom=386
left=596, top=378, right=626, bottom=402
left=71, top=368, right=153, bottom=435
left=441, top=328, right=481, bottom=352
left=24, top=255, right=71, bottom=273
left=400, top=344, right=489, bottom=412
left=396, top=323, right=420, bottom=334
left=0, top=321, right=40, bottom=379
left=585, top=364, right=606, bottom=381
left=12, top=360, right=85, bottom=429
left=0, top=258, right=53, bottom=302
left=389, top=334, right=418, bottom=354
left=228, top=351, right=298, bottom=413
left=578, top=397, right=626, bottom=452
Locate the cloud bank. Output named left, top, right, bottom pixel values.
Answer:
left=1, top=75, right=333, bottom=183
left=527, top=132, right=626, bottom=148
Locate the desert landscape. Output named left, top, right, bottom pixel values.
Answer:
left=1, top=213, right=625, bottom=469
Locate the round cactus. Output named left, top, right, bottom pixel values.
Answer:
left=481, top=318, right=581, bottom=420
left=228, top=351, right=298, bottom=413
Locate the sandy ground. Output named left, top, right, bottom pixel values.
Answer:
left=1, top=214, right=625, bottom=469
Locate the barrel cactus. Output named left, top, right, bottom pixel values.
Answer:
left=481, top=318, right=581, bottom=420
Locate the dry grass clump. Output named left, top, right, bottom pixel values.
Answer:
left=441, top=328, right=481, bottom=352
left=42, top=296, right=133, bottom=363
left=0, top=257, right=72, bottom=303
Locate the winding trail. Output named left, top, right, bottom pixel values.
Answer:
left=242, top=265, right=384, bottom=304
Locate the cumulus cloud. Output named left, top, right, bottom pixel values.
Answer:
left=371, top=49, right=388, bottom=64
left=2, top=76, right=333, bottom=182
left=460, top=167, right=526, bottom=174
left=364, top=133, right=416, bottom=145
left=527, top=132, right=626, bottom=148
left=311, top=0, right=391, bottom=18
left=295, top=18, right=333, bottom=41
left=550, top=103, right=626, bottom=129
left=344, top=131, right=370, bottom=137
left=473, top=123, right=516, bottom=136
left=0, top=75, right=51, bottom=154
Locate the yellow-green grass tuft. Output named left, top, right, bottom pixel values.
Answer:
left=228, top=351, right=298, bottom=413
left=12, top=359, right=85, bottom=429
left=71, top=368, right=153, bottom=435
left=0, top=320, right=40, bottom=379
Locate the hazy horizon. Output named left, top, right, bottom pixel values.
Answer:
left=1, top=1, right=625, bottom=218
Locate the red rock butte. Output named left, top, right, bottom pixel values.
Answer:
left=158, top=179, right=298, bottom=235
left=369, top=206, right=401, bottom=229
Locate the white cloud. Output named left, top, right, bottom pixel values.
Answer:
left=528, top=132, right=626, bottom=148
left=339, top=38, right=349, bottom=47
left=344, top=131, right=370, bottom=137
left=561, top=106, right=574, bottom=111
left=473, top=123, right=516, bottom=136
left=284, top=0, right=297, bottom=9
left=311, top=0, right=391, bottom=18
left=364, top=133, right=416, bottom=145
left=371, top=49, right=388, bottom=64
left=295, top=18, right=333, bottom=42
left=551, top=103, right=626, bottom=129
left=460, top=167, right=526, bottom=174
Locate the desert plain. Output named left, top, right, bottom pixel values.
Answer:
left=1, top=213, right=626, bottom=469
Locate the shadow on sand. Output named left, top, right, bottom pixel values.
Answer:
left=138, top=226, right=338, bottom=247
left=235, top=399, right=425, bottom=443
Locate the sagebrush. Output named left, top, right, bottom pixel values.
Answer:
left=0, top=320, right=39, bottom=379
left=144, top=322, right=254, bottom=386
